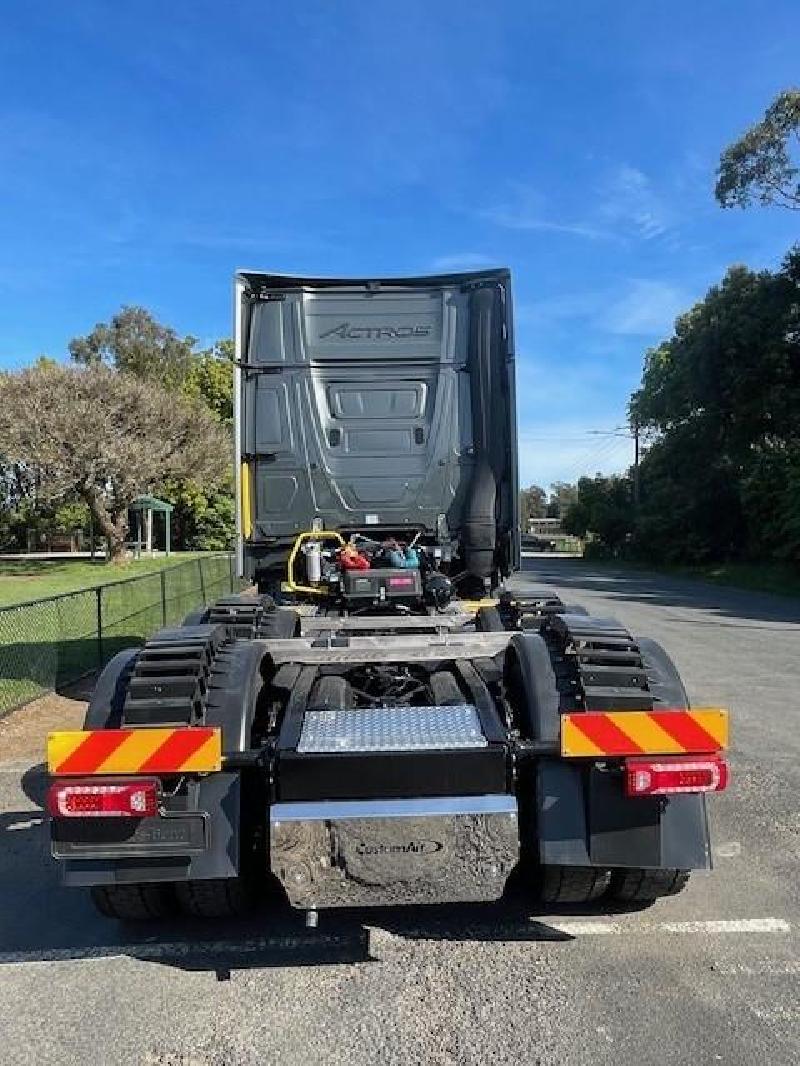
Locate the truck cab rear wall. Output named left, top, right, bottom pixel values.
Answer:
left=234, top=270, right=519, bottom=582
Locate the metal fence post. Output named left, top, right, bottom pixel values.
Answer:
left=160, top=571, right=167, bottom=626
left=198, top=558, right=206, bottom=603
left=229, top=552, right=235, bottom=592
left=96, top=586, right=103, bottom=668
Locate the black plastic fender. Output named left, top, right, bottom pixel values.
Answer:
left=475, top=605, right=505, bottom=632
left=83, top=647, right=140, bottom=730
left=505, top=632, right=560, bottom=742
left=259, top=607, right=301, bottom=639
left=533, top=635, right=711, bottom=871
left=562, top=604, right=589, bottom=616
left=63, top=641, right=268, bottom=888
left=204, top=640, right=267, bottom=753
left=636, top=636, right=689, bottom=708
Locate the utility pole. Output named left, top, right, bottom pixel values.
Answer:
left=633, top=417, right=640, bottom=508
left=587, top=424, right=641, bottom=506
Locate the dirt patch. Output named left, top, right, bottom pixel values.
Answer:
left=0, top=680, right=93, bottom=763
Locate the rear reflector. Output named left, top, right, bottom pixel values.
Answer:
left=625, top=756, right=729, bottom=797
left=561, top=708, right=728, bottom=757
left=46, top=779, right=159, bottom=818
left=47, top=726, right=221, bottom=775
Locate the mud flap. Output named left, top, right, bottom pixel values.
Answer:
left=536, top=761, right=711, bottom=871
left=61, top=773, right=243, bottom=887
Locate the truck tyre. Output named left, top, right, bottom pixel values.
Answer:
left=609, top=868, right=690, bottom=903
left=175, top=878, right=252, bottom=918
left=539, top=865, right=612, bottom=904
left=90, top=883, right=176, bottom=921
left=258, top=607, right=300, bottom=639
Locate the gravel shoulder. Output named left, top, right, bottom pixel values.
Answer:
left=0, top=682, right=91, bottom=762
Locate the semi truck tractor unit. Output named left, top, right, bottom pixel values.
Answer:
left=46, top=270, right=730, bottom=923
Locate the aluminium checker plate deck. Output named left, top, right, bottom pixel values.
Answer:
left=297, top=704, right=488, bottom=753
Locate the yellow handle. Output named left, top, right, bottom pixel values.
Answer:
left=240, top=461, right=253, bottom=540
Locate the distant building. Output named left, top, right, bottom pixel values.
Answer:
left=528, top=517, right=563, bottom=536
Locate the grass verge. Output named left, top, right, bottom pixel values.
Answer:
left=663, top=561, right=800, bottom=599
left=0, top=553, right=215, bottom=608
left=0, top=554, right=240, bottom=717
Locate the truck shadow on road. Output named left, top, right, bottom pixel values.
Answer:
left=1, top=765, right=641, bottom=975
left=520, top=557, right=800, bottom=629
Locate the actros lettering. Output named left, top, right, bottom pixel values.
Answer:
left=319, top=322, right=432, bottom=340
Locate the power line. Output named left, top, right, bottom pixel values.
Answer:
left=557, top=437, right=632, bottom=485
left=519, top=426, right=630, bottom=443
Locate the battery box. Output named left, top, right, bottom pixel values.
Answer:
left=341, top=568, right=423, bottom=602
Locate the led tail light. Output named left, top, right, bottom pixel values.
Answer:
left=625, top=756, right=729, bottom=797
left=46, top=779, right=159, bottom=818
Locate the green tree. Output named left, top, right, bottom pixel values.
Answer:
left=69, top=308, right=238, bottom=552
left=519, top=484, right=547, bottom=527
left=546, top=481, right=578, bottom=519
left=69, top=306, right=197, bottom=389
left=716, top=89, right=800, bottom=211
left=183, top=339, right=234, bottom=424
left=0, top=364, right=229, bottom=563
left=563, top=475, right=633, bottom=557
left=629, top=253, right=800, bottom=563
left=167, top=338, right=236, bottom=549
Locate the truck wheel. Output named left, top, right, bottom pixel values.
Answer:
left=175, top=878, right=252, bottom=918
left=609, top=868, right=690, bottom=903
left=90, top=883, right=176, bottom=921
left=539, top=865, right=611, bottom=904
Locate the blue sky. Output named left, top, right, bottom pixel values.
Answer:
left=1, top=2, right=798, bottom=488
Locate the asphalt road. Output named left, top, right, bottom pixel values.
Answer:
left=1, top=557, right=798, bottom=1065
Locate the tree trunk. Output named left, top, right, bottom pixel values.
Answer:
left=81, top=488, right=129, bottom=564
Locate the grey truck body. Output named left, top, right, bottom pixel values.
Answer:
left=234, top=269, right=519, bottom=588
left=46, top=266, right=723, bottom=925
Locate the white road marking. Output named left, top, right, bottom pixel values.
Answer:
left=713, top=841, right=742, bottom=858
left=5, top=817, right=42, bottom=831
left=715, top=960, right=800, bottom=976
left=0, top=918, right=791, bottom=968
left=537, top=921, right=621, bottom=936
left=542, top=917, right=791, bottom=937
left=659, top=918, right=791, bottom=934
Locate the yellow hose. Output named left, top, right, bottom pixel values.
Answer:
left=285, top=530, right=346, bottom=595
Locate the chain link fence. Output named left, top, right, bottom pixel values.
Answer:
left=0, top=555, right=247, bottom=718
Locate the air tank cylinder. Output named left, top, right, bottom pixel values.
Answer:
left=305, top=541, right=322, bottom=583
